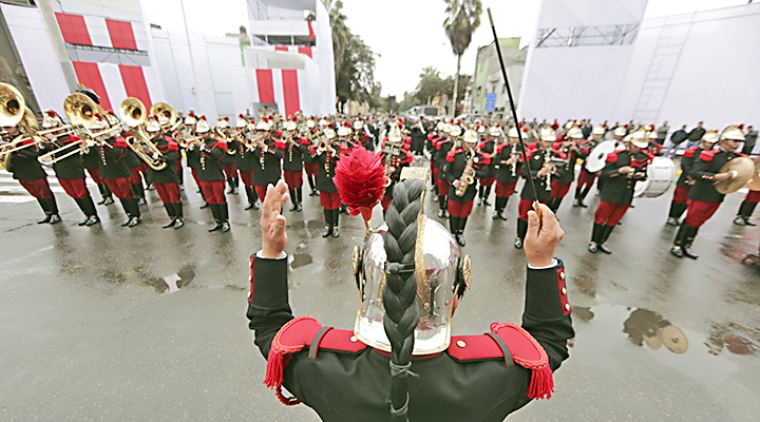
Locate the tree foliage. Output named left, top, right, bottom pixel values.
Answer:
left=443, top=0, right=482, bottom=57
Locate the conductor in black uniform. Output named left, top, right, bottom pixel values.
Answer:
left=246, top=174, right=573, bottom=421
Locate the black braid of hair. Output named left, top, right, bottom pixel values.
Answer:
left=382, top=179, right=424, bottom=421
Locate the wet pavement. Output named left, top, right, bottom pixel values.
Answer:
left=0, top=168, right=758, bottom=421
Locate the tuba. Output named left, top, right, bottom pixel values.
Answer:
left=120, top=97, right=167, bottom=171
left=150, top=102, right=176, bottom=129
left=0, top=83, right=25, bottom=128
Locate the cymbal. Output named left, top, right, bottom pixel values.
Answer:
left=714, top=157, right=755, bottom=194
left=662, top=325, right=688, bottom=354
left=747, top=160, right=760, bottom=191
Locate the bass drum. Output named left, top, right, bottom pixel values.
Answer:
left=634, top=156, right=676, bottom=198
left=584, top=140, right=625, bottom=173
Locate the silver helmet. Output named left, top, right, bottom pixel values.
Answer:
left=352, top=173, right=471, bottom=355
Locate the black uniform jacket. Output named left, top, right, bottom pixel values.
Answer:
left=252, top=138, right=285, bottom=186
left=444, top=148, right=491, bottom=201
left=246, top=254, right=573, bottom=422
left=41, top=135, right=85, bottom=179
left=676, top=146, right=702, bottom=188
left=599, top=149, right=651, bottom=205
left=552, top=143, right=577, bottom=184
left=310, top=145, right=346, bottom=193
left=520, top=148, right=552, bottom=202
left=98, top=137, right=132, bottom=179
left=495, top=143, right=523, bottom=185
left=149, top=135, right=179, bottom=184
left=196, top=137, right=227, bottom=181
left=478, top=139, right=498, bottom=179
left=434, top=139, right=453, bottom=171
left=283, top=137, right=309, bottom=171
left=235, top=142, right=258, bottom=172
left=688, top=149, right=741, bottom=204
left=8, top=140, right=46, bottom=180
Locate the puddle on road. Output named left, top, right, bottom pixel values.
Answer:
left=577, top=303, right=759, bottom=358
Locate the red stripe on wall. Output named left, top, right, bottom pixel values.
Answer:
left=119, top=65, right=152, bottom=110
left=55, top=13, right=92, bottom=46
left=106, top=19, right=138, bottom=50
left=72, top=62, right=112, bottom=111
left=297, top=47, right=313, bottom=58
left=281, top=70, right=300, bottom=117
left=256, top=69, right=274, bottom=104
left=274, top=46, right=289, bottom=52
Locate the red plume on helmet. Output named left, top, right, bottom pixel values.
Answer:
left=334, top=146, right=385, bottom=223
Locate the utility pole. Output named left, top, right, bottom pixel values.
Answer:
left=179, top=0, right=199, bottom=109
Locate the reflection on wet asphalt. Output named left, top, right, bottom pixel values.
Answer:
left=0, top=176, right=758, bottom=421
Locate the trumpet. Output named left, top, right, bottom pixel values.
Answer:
left=120, top=97, right=167, bottom=171
left=317, top=140, right=334, bottom=154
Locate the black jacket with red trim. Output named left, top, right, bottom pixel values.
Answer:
left=98, top=136, right=132, bottom=179
left=599, top=149, right=651, bottom=205
left=494, top=143, right=523, bottom=185
left=444, top=148, right=491, bottom=201
left=552, top=143, right=577, bottom=184
left=149, top=135, right=179, bottom=184
left=520, top=148, right=552, bottom=202
left=283, top=137, right=309, bottom=171
left=688, top=149, right=741, bottom=203
left=196, top=137, right=227, bottom=181
left=246, top=254, right=573, bottom=422
left=434, top=139, right=453, bottom=171
left=310, top=145, right=346, bottom=193
left=8, top=140, right=46, bottom=180
left=40, top=135, right=85, bottom=179
left=677, top=146, right=702, bottom=188
left=252, top=139, right=285, bottom=186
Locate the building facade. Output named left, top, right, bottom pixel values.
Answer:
left=0, top=0, right=335, bottom=121
left=468, top=37, right=526, bottom=117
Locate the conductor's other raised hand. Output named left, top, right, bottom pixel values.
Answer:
left=524, top=203, right=564, bottom=268
left=260, top=180, right=290, bottom=259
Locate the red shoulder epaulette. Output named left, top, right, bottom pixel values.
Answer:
left=404, top=150, right=414, bottom=164
left=166, top=140, right=179, bottom=151
left=684, top=146, right=699, bottom=159
left=699, top=149, right=717, bottom=162
left=477, top=152, right=491, bottom=165
left=551, top=142, right=561, bottom=152
left=114, top=137, right=128, bottom=148
left=263, top=317, right=367, bottom=406
left=216, top=141, right=228, bottom=151
left=427, top=134, right=434, bottom=141
left=496, top=144, right=507, bottom=154
left=606, top=150, right=624, bottom=164
left=275, top=140, right=286, bottom=150
left=308, top=145, right=316, bottom=154
left=299, top=137, right=310, bottom=146
left=446, top=149, right=459, bottom=163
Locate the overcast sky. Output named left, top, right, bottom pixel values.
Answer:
left=142, top=0, right=748, bottom=97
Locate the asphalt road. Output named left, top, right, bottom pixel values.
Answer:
left=0, top=167, right=758, bottom=421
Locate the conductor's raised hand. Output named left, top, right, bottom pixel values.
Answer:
left=260, top=180, right=290, bottom=259
left=524, top=203, right=564, bottom=268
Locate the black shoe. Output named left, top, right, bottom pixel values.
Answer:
left=745, top=218, right=756, bottom=227
left=47, top=214, right=61, bottom=225
left=332, top=226, right=340, bottom=238
left=442, top=210, right=449, bottom=218
left=670, top=245, right=684, bottom=258
left=572, top=199, right=581, bottom=208
left=588, top=242, right=598, bottom=253
left=102, top=197, right=114, bottom=206
left=138, top=198, right=147, bottom=206
left=483, top=199, right=491, bottom=206
left=78, top=216, right=90, bottom=226
left=492, top=212, right=500, bottom=220
left=598, top=244, right=612, bottom=254
left=121, top=218, right=132, bottom=227
left=310, top=190, right=319, bottom=197
left=455, top=234, right=466, bottom=247
left=221, top=222, right=231, bottom=232
left=127, top=217, right=141, bottom=228
left=208, top=222, right=223, bottom=232
left=438, top=210, right=446, bottom=218
left=146, top=184, right=154, bottom=191
left=84, top=215, right=100, bottom=226
left=173, top=218, right=184, bottom=229
left=477, top=198, right=484, bottom=206
left=667, top=217, right=680, bottom=226
left=682, top=246, right=698, bottom=260
left=230, top=187, right=238, bottom=195
left=289, top=204, right=298, bottom=212
left=200, top=202, right=209, bottom=209
left=733, top=216, right=746, bottom=226
left=245, top=203, right=256, bottom=211
left=322, top=226, right=332, bottom=238
left=514, top=237, right=523, bottom=249
left=296, top=203, right=303, bottom=212
left=97, top=197, right=106, bottom=205
left=162, top=218, right=177, bottom=229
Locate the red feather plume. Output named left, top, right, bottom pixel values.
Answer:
left=334, top=146, right=386, bottom=222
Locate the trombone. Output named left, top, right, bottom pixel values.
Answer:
left=120, top=97, right=167, bottom=171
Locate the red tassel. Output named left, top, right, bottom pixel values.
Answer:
left=526, top=365, right=554, bottom=400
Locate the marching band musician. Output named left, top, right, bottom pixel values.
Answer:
left=184, top=112, right=209, bottom=209
left=666, top=131, right=718, bottom=226
left=95, top=114, right=142, bottom=228
left=514, top=127, right=557, bottom=250
left=38, top=110, right=99, bottom=226
left=476, top=125, right=499, bottom=207
left=251, top=119, right=285, bottom=204
left=246, top=178, right=573, bottom=421
left=233, top=115, right=259, bottom=211
left=573, top=126, right=605, bottom=208
left=194, top=116, right=230, bottom=232
left=122, top=118, right=148, bottom=206
left=145, top=116, right=184, bottom=229
left=160, top=110, right=184, bottom=189
left=302, top=117, right=320, bottom=197
left=670, top=126, right=745, bottom=259
left=378, top=124, right=414, bottom=211
left=434, top=122, right=456, bottom=218
left=588, top=131, right=652, bottom=254
left=282, top=117, right=309, bottom=212
left=218, top=116, right=239, bottom=195
left=310, top=128, right=345, bottom=238
left=352, top=117, right=374, bottom=151
left=82, top=140, right=114, bottom=205
left=427, top=121, right=444, bottom=199
left=444, top=129, right=491, bottom=247
left=548, top=126, right=583, bottom=213
left=492, top=126, right=522, bottom=221
left=2, top=123, right=61, bottom=224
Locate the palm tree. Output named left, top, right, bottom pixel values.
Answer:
left=443, top=0, right=482, bottom=116
left=324, top=0, right=351, bottom=78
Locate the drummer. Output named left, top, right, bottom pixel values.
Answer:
left=666, top=131, right=718, bottom=226
left=670, top=126, right=746, bottom=259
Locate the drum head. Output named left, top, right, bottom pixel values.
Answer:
left=635, top=157, right=676, bottom=198
left=585, top=140, right=623, bottom=173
